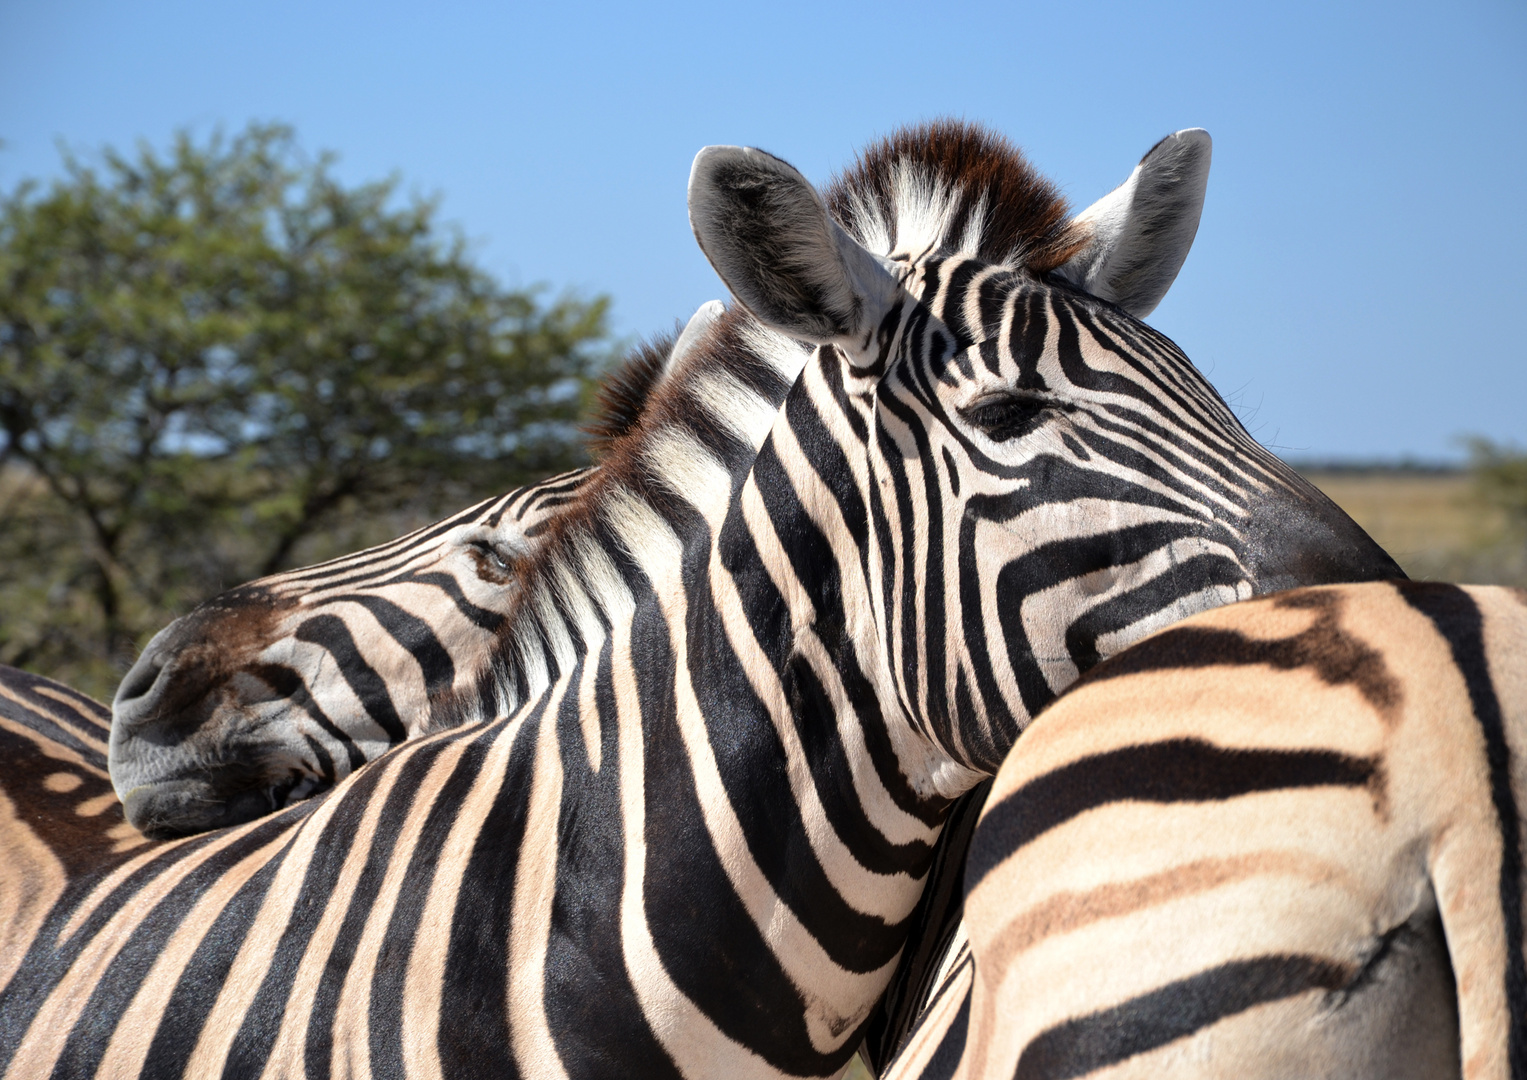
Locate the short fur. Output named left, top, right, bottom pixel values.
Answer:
left=471, top=300, right=800, bottom=719
left=883, top=583, right=1527, bottom=1080
left=826, top=120, right=1087, bottom=269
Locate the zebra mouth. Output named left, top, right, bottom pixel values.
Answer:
left=268, top=772, right=326, bottom=809
left=121, top=770, right=327, bottom=838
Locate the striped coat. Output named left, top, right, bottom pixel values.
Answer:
left=885, top=581, right=1527, bottom=1080
left=3, top=122, right=1400, bottom=1078
left=0, top=667, right=148, bottom=997
left=107, top=306, right=724, bottom=837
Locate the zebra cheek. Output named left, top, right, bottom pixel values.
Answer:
left=942, top=447, right=961, bottom=497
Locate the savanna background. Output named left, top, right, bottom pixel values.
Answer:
left=3, top=3, right=1524, bottom=696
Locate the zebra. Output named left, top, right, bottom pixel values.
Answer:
left=108, top=303, right=722, bottom=837
left=881, top=581, right=1527, bottom=1080
left=1, top=121, right=1403, bottom=1079
left=0, top=663, right=142, bottom=865
left=0, top=665, right=160, bottom=985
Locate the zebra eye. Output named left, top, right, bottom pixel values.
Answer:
left=959, top=394, right=1068, bottom=442
left=469, top=540, right=513, bottom=573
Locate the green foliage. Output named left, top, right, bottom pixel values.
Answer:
left=1467, top=438, right=1527, bottom=529
left=0, top=123, right=612, bottom=698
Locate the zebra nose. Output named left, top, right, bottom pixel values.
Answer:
left=111, top=614, right=200, bottom=733
left=115, top=650, right=167, bottom=716
left=1245, top=480, right=1406, bottom=593
left=122, top=779, right=275, bottom=838
left=111, top=639, right=183, bottom=735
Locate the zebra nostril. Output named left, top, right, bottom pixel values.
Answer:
left=112, top=613, right=203, bottom=722
left=116, top=653, right=165, bottom=706
left=111, top=647, right=182, bottom=737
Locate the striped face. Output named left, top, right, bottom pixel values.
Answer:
left=691, top=133, right=1402, bottom=779
left=860, top=265, right=1399, bottom=773
left=108, top=472, right=592, bottom=835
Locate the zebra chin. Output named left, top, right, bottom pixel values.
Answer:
left=120, top=770, right=319, bottom=838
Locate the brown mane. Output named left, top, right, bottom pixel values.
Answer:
left=827, top=119, right=1085, bottom=271
left=581, top=329, right=678, bottom=459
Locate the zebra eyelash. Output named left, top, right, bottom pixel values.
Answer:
left=467, top=539, right=516, bottom=574
left=958, top=392, right=1077, bottom=442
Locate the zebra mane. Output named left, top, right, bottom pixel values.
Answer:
left=448, top=300, right=804, bottom=722
left=827, top=119, right=1085, bottom=271
left=582, top=329, right=679, bottom=457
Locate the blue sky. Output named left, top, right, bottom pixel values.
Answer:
left=2, top=0, right=1523, bottom=460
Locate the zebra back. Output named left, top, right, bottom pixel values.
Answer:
left=0, top=666, right=159, bottom=992
left=0, top=663, right=140, bottom=857
left=885, top=582, right=1527, bottom=1080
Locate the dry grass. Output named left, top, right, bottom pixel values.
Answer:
left=1301, top=470, right=1527, bottom=586
left=842, top=1053, right=874, bottom=1080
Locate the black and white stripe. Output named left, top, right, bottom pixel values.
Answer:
left=883, top=581, right=1527, bottom=1080
left=106, top=465, right=596, bottom=834
left=5, top=122, right=1400, bottom=1078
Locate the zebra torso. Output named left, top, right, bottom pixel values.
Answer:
left=4, top=122, right=1401, bottom=1078
left=884, top=581, right=1527, bottom=1080
left=0, top=666, right=162, bottom=1016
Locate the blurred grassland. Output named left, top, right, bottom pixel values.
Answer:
left=1301, top=468, right=1527, bottom=587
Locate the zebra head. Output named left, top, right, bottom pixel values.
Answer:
left=109, top=307, right=721, bottom=836
left=107, top=471, right=588, bottom=836
left=689, top=124, right=1402, bottom=776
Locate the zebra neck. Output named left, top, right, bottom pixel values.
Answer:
left=734, top=347, right=982, bottom=803
left=444, top=310, right=803, bottom=724
left=449, top=300, right=964, bottom=889
left=428, top=315, right=965, bottom=1067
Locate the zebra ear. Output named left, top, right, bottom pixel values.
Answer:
left=667, top=299, right=726, bottom=374
left=688, top=146, right=899, bottom=349
left=1054, top=129, right=1211, bottom=319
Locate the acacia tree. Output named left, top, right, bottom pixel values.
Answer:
left=0, top=124, right=611, bottom=695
